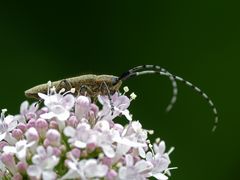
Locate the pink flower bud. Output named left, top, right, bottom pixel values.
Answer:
left=90, top=103, right=99, bottom=116
left=0, top=141, right=8, bottom=151
left=106, top=170, right=117, bottom=180
left=71, top=148, right=81, bottom=159
left=52, top=147, right=61, bottom=156
left=87, top=143, right=96, bottom=152
left=12, top=129, right=23, bottom=140
left=37, top=107, right=48, bottom=115
left=67, top=116, right=79, bottom=127
left=1, top=153, right=17, bottom=174
left=17, top=161, right=27, bottom=174
left=26, top=113, right=36, bottom=120
left=35, top=118, right=48, bottom=137
left=49, top=120, right=58, bottom=129
left=43, top=139, right=50, bottom=147
left=81, top=150, right=88, bottom=158
left=102, top=157, right=112, bottom=166
left=60, top=145, right=66, bottom=152
left=25, top=127, right=39, bottom=142
left=75, top=96, right=90, bottom=120
left=76, top=96, right=90, bottom=107
left=13, top=173, right=23, bottom=180
left=46, top=129, right=61, bottom=146
left=26, top=118, right=36, bottom=129
left=17, top=123, right=27, bottom=133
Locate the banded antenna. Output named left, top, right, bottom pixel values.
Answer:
left=117, top=65, right=178, bottom=112
left=116, top=65, right=219, bottom=132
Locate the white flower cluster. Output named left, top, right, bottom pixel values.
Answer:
left=0, top=87, right=175, bottom=180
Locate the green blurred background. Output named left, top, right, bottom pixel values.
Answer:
left=0, top=1, right=239, bottom=180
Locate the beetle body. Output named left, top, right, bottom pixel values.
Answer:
left=25, top=74, right=122, bottom=99
left=25, top=65, right=219, bottom=131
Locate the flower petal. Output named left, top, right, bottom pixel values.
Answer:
left=38, top=93, right=49, bottom=100
left=40, top=112, right=55, bottom=120
left=61, top=169, right=80, bottom=180
left=74, top=141, right=87, bottom=148
left=27, top=165, right=42, bottom=179
left=64, top=126, right=75, bottom=137
left=135, top=160, right=153, bottom=173
left=138, top=147, right=146, bottom=158
left=152, top=172, right=169, bottom=180
left=102, top=145, right=115, bottom=158
left=42, top=171, right=56, bottom=180
left=0, top=132, right=6, bottom=141
left=20, top=101, right=29, bottom=114
left=62, top=94, right=75, bottom=110
left=3, top=145, right=16, bottom=154
left=125, top=154, right=134, bottom=167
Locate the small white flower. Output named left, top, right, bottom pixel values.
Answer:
left=114, top=121, right=147, bottom=152
left=20, top=100, right=39, bottom=121
left=27, top=146, right=59, bottom=180
left=0, top=110, right=18, bottom=144
left=64, top=123, right=94, bottom=148
left=145, top=141, right=172, bottom=180
left=118, top=154, right=153, bottom=180
left=93, top=120, right=115, bottom=158
left=98, top=93, right=132, bottom=121
left=154, top=141, right=166, bottom=156
left=96, top=131, right=115, bottom=158
left=39, top=92, right=75, bottom=121
left=3, top=140, right=35, bottom=161
left=124, top=121, right=148, bottom=143
left=112, top=132, right=147, bottom=163
left=62, top=158, right=108, bottom=180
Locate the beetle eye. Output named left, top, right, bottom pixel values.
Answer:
left=111, top=77, right=119, bottom=85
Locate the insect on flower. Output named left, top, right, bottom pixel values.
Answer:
left=25, top=65, right=219, bottom=131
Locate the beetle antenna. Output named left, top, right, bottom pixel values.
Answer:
left=120, top=70, right=218, bottom=131
left=116, top=65, right=178, bottom=112
left=117, top=65, right=168, bottom=81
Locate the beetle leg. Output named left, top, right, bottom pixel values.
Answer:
left=79, top=85, right=93, bottom=96
left=57, top=79, right=72, bottom=91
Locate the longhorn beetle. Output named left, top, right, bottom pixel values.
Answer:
left=25, top=65, right=218, bottom=131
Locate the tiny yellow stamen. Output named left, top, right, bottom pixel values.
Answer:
left=51, top=86, right=56, bottom=91
left=130, top=92, right=137, bottom=100
left=123, top=86, right=129, bottom=93
left=116, top=162, right=122, bottom=168
left=99, top=153, right=104, bottom=159
left=155, top=138, right=161, bottom=144
left=47, top=81, right=52, bottom=87
left=148, top=130, right=154, bottom=135
left=1, top=109, right=7, bottom=113
left=59, top=88, right=66, bottom=94
left=71, top=88, right=76, bottom=93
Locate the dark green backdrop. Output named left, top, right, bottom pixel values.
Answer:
left=0, top=1, right=239, bottom=180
